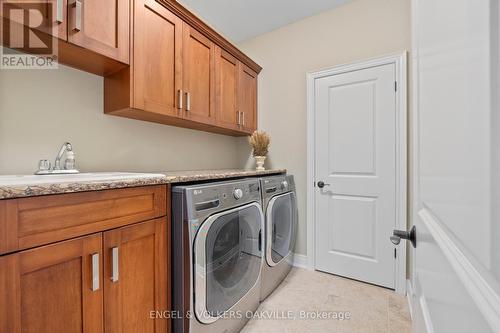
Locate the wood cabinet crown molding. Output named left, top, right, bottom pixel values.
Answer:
left=157, top=0, right=262, bottom=74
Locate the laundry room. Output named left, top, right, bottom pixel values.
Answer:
left=1, top=0, right=498, bottom=332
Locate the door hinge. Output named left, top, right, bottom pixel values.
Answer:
left=394, top=81, right=398, bottom=92
left=394, top=248, right=397, bottom=258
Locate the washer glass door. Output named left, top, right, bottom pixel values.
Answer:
left=194, top=202, right=263, bottom=322
left=266, top=192, right=297, bottom=266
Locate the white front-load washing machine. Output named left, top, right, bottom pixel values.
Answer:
left=259, top=175, right=298, bottom=300
left=172, top=178, right=264, bottom=333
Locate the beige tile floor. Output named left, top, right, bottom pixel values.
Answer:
left=242, top=268, right=412, bottom=333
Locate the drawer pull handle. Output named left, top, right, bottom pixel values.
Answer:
left=56, top=0, right=63, bottom=23
left=177, top=89, right=183, bottom=109
left=91, top=253, right=99, bottom=291
left=73, top=0, right=82, bottom=32
left=186, top=92, right=191, bottom=111
left=111, top=247, right=119, bottom=282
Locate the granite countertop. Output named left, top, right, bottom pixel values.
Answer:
left=0, top=169, right=286, bottom=199
left=159, top=169, right=286, bottom=183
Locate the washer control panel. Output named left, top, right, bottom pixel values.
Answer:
left=178, top=178, right=262, bottom=220
left=233, top=188, right=243, bottom=200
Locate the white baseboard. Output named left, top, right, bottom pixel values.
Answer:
left=292, top=253, right=309, bottom=269
left=406, top=279, right=414, bottom=320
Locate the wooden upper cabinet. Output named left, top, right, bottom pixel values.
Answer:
left=215, top=50, right=258, bottom=133
left=38, top=0, right=68, bottom=40
left=182, top=24, right=215, bottom=124
left=103, top=218, right=168, bottom=333
left=67, top=0, right=130, bottom=64
left=0, top=0, right=66, bottom=39
left=132, top=0, right=182, bottom=117
left=0, top=0, right=67, bottom=50
left=239, top=64, right=258, bottom=133
left=0, top=0, right=129, bottom=74
left=0, top=234, right=104, bottom=333
left=215, top=47, right=239, bottom=130
left=104, top=0, right=260, bottom=136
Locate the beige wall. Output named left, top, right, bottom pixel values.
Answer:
left=237, top=0, right=411, bottom=255
left=0, top=0, right=412, bottom=260
left=0, top=63, right=242, bottom=174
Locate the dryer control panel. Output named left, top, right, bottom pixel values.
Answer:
left=261, top=175, right=295, bottom=200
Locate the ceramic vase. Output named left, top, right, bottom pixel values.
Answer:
left=254, top=156, right=266, bottom=171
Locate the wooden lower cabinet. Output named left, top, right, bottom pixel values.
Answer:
left=0, top=233, right=104, bottom=333
left=0, top=218, right=169, bottom=333
left=104, top=218, right=169, bottom=333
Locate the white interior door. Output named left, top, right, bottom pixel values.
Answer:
left=314, top=63, right=398, bottom=289
left=411, top=0, right=500, bottom=332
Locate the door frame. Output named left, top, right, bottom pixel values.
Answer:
left=306, top=52, right=408, bottom=294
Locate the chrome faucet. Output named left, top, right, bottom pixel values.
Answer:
left=35, top=142, right=80, bottom=175
left=54, top=142, right=74, bottom=170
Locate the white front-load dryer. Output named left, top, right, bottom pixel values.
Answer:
left=259, top=175, right=298, bottom=301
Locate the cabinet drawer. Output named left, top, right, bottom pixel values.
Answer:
left=0, top=185, right=167, bottom=254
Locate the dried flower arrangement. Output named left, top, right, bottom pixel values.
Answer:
left=248, top=131, right=270, bottom=157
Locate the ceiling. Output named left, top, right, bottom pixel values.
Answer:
left=177, top=0, right=351, bottom=43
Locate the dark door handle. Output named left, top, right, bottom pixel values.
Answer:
left=317, top=181, right=330, bottom=189
left=258, top=229, right=262, bottom=252
left=390, top=226, right=416, bottom=248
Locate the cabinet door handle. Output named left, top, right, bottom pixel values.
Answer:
left=73, top=0, right=82, bottom=31
left=241, top=112, right=245, bottom=127
left=236, top=111, right=240, bottom=125
left=91, top=253, right=100, bottom=291
left=177, top=89, right=183, bottom=109
left=56, top=0, right=63, bottom=23
left=111, top=247, right=119, bottom=282
left=186, top=92, right=191, bottom=111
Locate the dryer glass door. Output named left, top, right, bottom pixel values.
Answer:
left=194, top=202, right=263, bottom=322
left=266, top=192, right=297, bottom=266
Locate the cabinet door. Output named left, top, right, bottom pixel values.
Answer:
left=67, top=0, right=129, bottom=64
left=215, top=47, right=239, bottom=130
left=0, top=234, right=103, bottom=333
left=1, top=0, right=67, bottom=43
left=104, top=218, right=168, bottom=333
left=133, top=0, right=182, bottom=118
left=182, top=23, right=215, bottom=124
left=239, top=64, right=258, bottom=133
